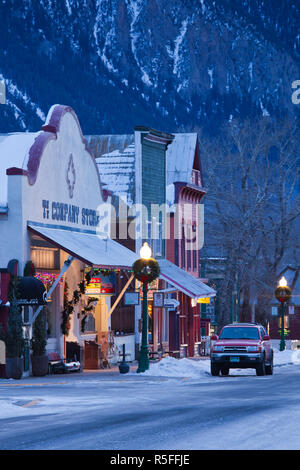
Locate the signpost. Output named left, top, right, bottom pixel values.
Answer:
left=124, top=292, right=140, bottom=306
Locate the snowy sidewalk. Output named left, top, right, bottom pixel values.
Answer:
left=0, top=363, right=139, bottom=385
left=0, top=349, right=299, bottom=384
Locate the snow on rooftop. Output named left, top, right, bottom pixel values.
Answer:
left=86, top=136, right=136, bottom=206
left=85, top=133, right=199, bottom=207
left=85, top=134, right=134, bottom=158
left=166, top=133, right=197, bottom=186
left=0, top=132, right=41, bottom=207
left=165, top=133, right=198, bottom=204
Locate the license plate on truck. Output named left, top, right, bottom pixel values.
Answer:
left=230, top=356, right=240, bottom=362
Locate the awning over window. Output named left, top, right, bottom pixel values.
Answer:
left=27, top=224, right=216, bottom=297
left=28, top=223, right=138, bottom=269
left=158, top=258, right=216, bottom=299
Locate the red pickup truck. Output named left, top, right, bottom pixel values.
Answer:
left=210, top=323, right=273, bottom=376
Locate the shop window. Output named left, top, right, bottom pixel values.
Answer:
left=81, top=314, right=96, bottom=334
left=181, top=223, right=185, bottom=268
left=187, top=248, right=191, bottom=271
left=278, top=316, right=289, bottom=329
left=84, top=315, right=96, bottom=333
left=193, top=249, right=197, bottom=271
left=186, top=224, right=192, bottom=271
left=162, top=307, right=169, bottom=343
left=31, top=247, right=59, bottom=269
left=147, top=217, right=162, bottom=258
left=153, top=220, right=162, bottom=258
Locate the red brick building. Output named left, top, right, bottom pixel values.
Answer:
left=165, top=133, right=210, bottom=357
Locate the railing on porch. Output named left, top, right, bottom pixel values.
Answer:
left=149, top=343, right=169, bottom=362
left=200, top=337, right=211, bottom=356
left=98, top=330, right=115, bottom=368
left=180, top=344, right=188, bottom=358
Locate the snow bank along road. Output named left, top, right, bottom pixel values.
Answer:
left=0, top=351, right=300, bottom=450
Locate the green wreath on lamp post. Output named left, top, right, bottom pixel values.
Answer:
left=133, top=243, right=160, bottom=373
left=133, top=258, right=160, bottom=284
left=275, top=276, right=292, bottom=352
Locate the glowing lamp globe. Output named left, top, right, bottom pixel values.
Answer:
left=140, top=242, right=152, bottom=260
left=275, top=276, right=292, bottom=304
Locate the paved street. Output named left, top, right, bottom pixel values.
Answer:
left=1, top=361, right=300, bottom=450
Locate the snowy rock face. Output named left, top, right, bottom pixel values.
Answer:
left=0, top=0, right=299, bottom=134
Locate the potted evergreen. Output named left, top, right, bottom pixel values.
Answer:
left=31, top=307, right=48, bottom=376
left=5, top=277, right=24, bottom=379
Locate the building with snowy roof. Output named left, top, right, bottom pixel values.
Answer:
left=85, top=129, right=215, bottom=358
left=0, top=105, right=140, bottom=377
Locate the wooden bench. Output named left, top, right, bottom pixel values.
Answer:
left=48, top=352, right=66, bottom=374
left=149, top=351, right=161, bottom=361
left=48, top=352, right=80, bottom=374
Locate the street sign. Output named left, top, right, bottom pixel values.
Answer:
left=124, top=292, right=140, bottom=306
left=164, top=298, right=179, bottom=309
left=153, top=292, right=164, bottom=307
left=197, top=297, right=211, bottom=304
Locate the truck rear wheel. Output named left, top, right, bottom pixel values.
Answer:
left=211, top=363, right=220, bottom=376
left=265, top=354, right=273, bottom=375
left=221, top=367, right=229, bottom=376
left=256, top=357, right=266, bottom=376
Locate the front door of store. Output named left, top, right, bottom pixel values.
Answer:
left=84, top=341, right=100, bottom=369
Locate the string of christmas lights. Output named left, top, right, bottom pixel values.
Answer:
left=85, top=268, right=134, bottom=275
left=35, top=271, right=64, bottom=288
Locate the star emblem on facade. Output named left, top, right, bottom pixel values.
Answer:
left=66, top=153, right=76, bottom=199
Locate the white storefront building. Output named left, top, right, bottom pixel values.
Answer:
left=0, top=105, right=138, bottom=371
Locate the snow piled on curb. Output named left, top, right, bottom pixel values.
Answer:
left=274, top=349, right=300, bottom=366
left=141, top=349, right=299, bottom=378
left=143, top=357, right=210, bottom=378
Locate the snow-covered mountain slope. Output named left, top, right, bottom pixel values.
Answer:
left=0, top=0, right=299, bottom=134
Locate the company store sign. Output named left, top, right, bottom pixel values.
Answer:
left=42, top=199, right=100, bottom=227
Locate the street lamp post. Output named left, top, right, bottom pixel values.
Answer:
left=275, top=276, right=292, bottom=352
left=139, top=280, right=149, bottom=373
left=133, top=242, right=160, bottom=374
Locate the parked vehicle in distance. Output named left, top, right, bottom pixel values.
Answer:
left=210, top=323, right=273, bottom=377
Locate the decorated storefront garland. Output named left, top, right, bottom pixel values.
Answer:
left=61, top=279, right=99, bottom=336
left=61, top=282, right=77, bottom=336
left=62, top=267, right=136, bottom=336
